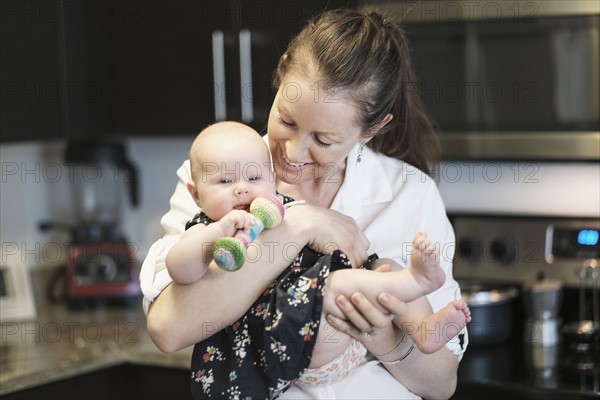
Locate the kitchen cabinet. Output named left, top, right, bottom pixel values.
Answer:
left=1, top=1, right=356, bottom=142
left=115, top=0, right=356, bottom=136
left=1, top=0, right=120, bottom=142
left=1, top=1, right=62, bottom=142
left=113, top=1, right=224, bottom=136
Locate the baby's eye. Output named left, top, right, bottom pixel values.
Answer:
left=248, top=176, right=262, bottom=182
left=219, top=178, right=232, bottom=184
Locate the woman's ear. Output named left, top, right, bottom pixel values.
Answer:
left=187, top=181, right=202, bottom=207
left=365, top=113, right=393, bottom=142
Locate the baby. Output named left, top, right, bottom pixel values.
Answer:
left=166, top=121, right=470, bottom=382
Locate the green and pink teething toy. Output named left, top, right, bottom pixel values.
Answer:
left=213, top=193, right=285, bottom=271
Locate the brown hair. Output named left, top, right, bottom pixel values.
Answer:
left=274, top=9, right=439, bottom=174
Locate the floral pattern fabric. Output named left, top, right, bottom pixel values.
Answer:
left=187, top=196, right=355, bottom=400
left=296, top=338, right=367, bottom=386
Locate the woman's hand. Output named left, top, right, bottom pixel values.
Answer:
left=325, top=289, right=409, bottom=357
left=285, top=204, right=370, bottom=267
left=326, top=265, right=459, bottom=399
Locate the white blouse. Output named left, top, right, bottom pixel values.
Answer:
left=140, top=142, right=468, bottom=399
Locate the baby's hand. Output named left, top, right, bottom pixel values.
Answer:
left=218, top=210, right=258, bottom=238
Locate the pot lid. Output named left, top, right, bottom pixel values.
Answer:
left=459, top=281, right=519, bottom=306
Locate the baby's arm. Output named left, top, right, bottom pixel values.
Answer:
left=166, top=210, right=257, bottom=284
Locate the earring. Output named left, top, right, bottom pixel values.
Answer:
left=356, top=142, right=365, bottom=165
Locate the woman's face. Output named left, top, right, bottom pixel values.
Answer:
left=267, top=73, right=364, bottom=185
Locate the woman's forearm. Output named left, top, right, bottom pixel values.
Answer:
left=147, top=210, right=312, bottom=352
left=329, top=291, right=459, bottom=399
left=381, top=339, right=458, bottom=399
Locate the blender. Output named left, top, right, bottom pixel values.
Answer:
left=41, top=140, right=140, bottom=307
left=65, top=140, right=139, bottom=243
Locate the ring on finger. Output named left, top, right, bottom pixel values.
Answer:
left=363, top=326, right=376, bottom=337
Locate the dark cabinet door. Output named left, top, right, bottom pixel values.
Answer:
left=1, top=1, right=62, bottom=142
left=230, top=1, right=358, bottom=133
left=232, top=1, right=325, bottom=132
left=114, top=0, right=228, bottom=136
left=1, top=0, right=124, bottom=142
left=115, top=1, right=357, bottom=136
left=61, top=3, right=119, bottom=140
left=1, top=1, right=357, bottom=142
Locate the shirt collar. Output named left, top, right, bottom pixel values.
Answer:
left=331, top=143, right=394, bottom=218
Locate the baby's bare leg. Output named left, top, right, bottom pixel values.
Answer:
left=322, top=232, right=446, bottom=320
left=312, top=232, right=452, bottom=365
left=400, top=298, right=472, bottom=354
left=308, top=313, right=353, bottom=368
left=322, top=268, right=424, bottom=319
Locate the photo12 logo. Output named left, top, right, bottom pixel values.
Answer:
left=1, top=241, right=140, bottom=266
left=1, top=321, right=140, bottom=344
left=399, top=1, right=539, bottom=23
left=1, top=161, right=139, bottom=185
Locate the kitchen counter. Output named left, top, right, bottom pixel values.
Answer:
left=0, top=300, right=192, bottom=396
left=3, top=300, right=599, bottom=399
left=453, top=334, right=600, bottom=399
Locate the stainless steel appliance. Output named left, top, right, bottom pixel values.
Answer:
left=453, top=216, right=599, bottom=287
left=523, top=279, right=563, bottom=347
left=451, top=214, right=599, bottom=396
left=363, top=0, right=600, bottom=160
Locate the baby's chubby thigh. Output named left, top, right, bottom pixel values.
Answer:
left=307, top=313, right=353, bottom=369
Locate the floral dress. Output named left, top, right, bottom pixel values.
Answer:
left=188, top=196, right=358, bottom=400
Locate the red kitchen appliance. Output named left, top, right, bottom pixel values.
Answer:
left=66, top=242, right=139, bottom=302
left=66, top=140, right=140, bottom=306
left=42, top=140, right=140, bottom=307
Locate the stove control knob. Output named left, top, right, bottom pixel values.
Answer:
left=489, top=239, right=516, bottom=264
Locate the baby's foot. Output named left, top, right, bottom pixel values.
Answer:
left=417, top=299, right=471, bottom=354
left=439, top=299, right=471, bottom=342
left=409, top=232, right=446, bottom=295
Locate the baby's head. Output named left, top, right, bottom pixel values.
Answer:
left=187, top=121, right=276, bottom=221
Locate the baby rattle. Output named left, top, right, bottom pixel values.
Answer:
left=213, top=193, right=285, bottom=271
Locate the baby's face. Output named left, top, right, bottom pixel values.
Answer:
left=191, top=135, right=276, bottom=221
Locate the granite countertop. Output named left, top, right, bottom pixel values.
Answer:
left=0, top=301, right=192, bottom=396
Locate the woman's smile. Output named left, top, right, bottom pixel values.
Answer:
left=268, top=73, right=364, bottom=187
left=281, top=149, right=313, bottom=169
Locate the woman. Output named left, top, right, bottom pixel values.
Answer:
left=141, top=9, right=467, bottom=399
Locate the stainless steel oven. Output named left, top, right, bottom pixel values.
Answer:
left=363, top=0, right=600, bottom=160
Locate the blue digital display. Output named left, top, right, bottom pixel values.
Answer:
left=578, top=229, right=599, bottom=246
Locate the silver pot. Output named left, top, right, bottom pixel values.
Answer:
left=460, top=281, right=519, bottom=346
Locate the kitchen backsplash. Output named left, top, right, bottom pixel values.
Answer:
left=436, top=160, right=599, bottom=217
left=1, top=138, right=598, bottom=270
left=0, top=137, right=192, bottom=269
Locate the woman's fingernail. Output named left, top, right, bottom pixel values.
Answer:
left=352, top=293, right=364, bottom=303
left=337, top=296, right=348, bottom=306
left=326, top=314, right=335, bottom=323
left=379, top=293, right=389, bottom=303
